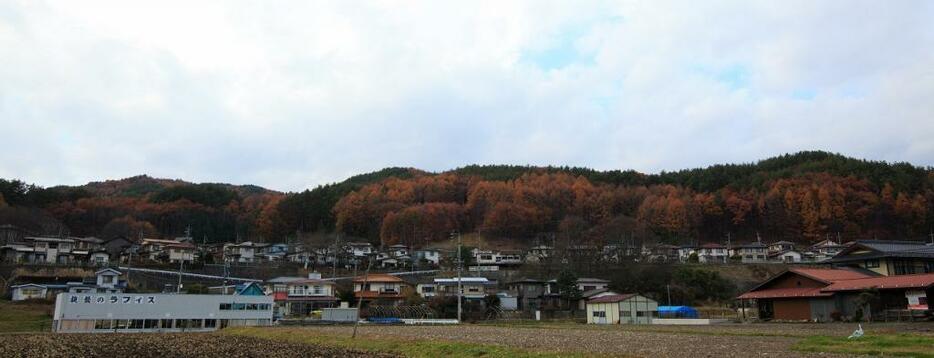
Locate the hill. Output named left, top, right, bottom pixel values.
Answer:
left=1, top=151, right=932, bottom=246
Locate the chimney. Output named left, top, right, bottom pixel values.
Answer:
left=308, top=272, right=322, bottom=279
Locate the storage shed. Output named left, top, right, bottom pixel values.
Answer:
left=586, top=294, right=658, bottom=324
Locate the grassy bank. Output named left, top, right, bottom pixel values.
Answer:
left=223, top=326, right=591, bottom=358
left=0, top=300, right=53, bottom=333
left=794, top=334, right=934, bottom=358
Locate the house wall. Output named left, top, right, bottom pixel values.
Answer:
left=808, top=298, right=836, bottom=322
left=12, top=286, right=48, bottom=301
left=586, top=302, right=619, bottom=324
left=619, top=295, right=658, bottom=324
left=763, top=274, right=826, bottom=290
left=772, top=298, right=811, bottom=320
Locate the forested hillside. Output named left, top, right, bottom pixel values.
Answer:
left=2, top=152, right=932, bottom=247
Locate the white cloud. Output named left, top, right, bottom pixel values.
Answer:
left=0, top=0, right=932, bottom=191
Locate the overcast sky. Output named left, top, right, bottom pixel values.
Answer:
left=1, top=1, right=933, bottom=192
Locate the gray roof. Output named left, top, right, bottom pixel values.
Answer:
left=826, top=240, right=934, bottom=263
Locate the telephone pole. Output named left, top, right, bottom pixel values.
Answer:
left=352, top=254, right=372, bottom=339
left=176, top=259, right=184, bottom=293
left=456, top=231, right=463, bottom=323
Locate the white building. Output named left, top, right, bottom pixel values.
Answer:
left=414, top=249, right=442, bottom=266
left=141, top=239, right=196, bottom=264
left=52, top=293, right=273, bottom=333
left=473, top=249, right=523, bottom=266
left=697, top=243, right=728, bottom=264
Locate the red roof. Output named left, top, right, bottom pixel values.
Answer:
left=788, top=268, right=871, bottom=283
left=588, top=293, right=637, bottom=303
left=822, top=273, right=934, bottom=292
left=737, top=287, right=832, bottom=299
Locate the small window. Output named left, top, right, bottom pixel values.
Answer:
left=864, top=260, right=880, bottom=268
left=636, top=311, right=646, bottom=317
left=129, top=319, right=144, bottom=329
left=144, top=319, right=158, bottom=329
left=592, top=311, right=606, bottom=317
left=204, top=319, right=217, bottom=328
left=219, top=303, right=232, bottom=310
left=620, top=311, right=631, bottom=317
left=160, top=319, right=173, bottom=329
left=115, top=320, right=128, bottom=329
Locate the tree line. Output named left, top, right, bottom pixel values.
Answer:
left=1, top=151, right=932, bottom=246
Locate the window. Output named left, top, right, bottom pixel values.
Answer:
left=144, top=319, right=158, bottom=329
left=115, top=320, right=128, bottom=329
left=621, top=311, right=631, bottom=317
left=102, top=276, right=113, bottom=284
left=313, top=286, right=322, bottom=294
left=233, top=303, right=246, bottom=310
left=160, top=319, right=173, bottom=329
left=247, top=303, right=258, bottom=310
left=894, top=260, right=915, bottom=275
left=219, top=303, right=232, bottom=310
left=592, top=311, right=606, bottom=318
left=176, top=319, right=189, bottom=329
left=422, top=286, right=435, bottom=293
left=189, top=319, right=203, bottom=329
left=204, top=319, right=217, bottom=328
left=864, top=259, right=880, bottom=268
left=95, top=320, right=113, bottom=330
left=636, top=311, right=646, bottom=317
left=129, top=320, right=144, bottom=329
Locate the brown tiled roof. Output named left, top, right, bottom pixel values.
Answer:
left=352, top=273, right=404, bottom=283
left=822, top=273, right=934, bottom=292
left=737, top=287, right=832, bottom=299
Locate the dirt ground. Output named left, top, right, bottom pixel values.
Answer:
left=289, top=322, right=934, bottom=357
left=0, top=332, right=399, bottom=358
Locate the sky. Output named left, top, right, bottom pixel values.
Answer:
left=1, top=0, right=933, bottom=192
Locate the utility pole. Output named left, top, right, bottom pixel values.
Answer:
left=666, top=284, right=671, bottom=306
left=456, top=231, right=463, bottom=323
left=352, top=254, right=372, bottom=339
left=176, top=259, right=184, bottom=293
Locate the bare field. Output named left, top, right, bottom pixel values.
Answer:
left=235, top=322, right=934, bottom=357
left=0, top=332, right=399, bottom=358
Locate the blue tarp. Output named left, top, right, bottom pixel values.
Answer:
left=657, top=306, right=699, bottom=318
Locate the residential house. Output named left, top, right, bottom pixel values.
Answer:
left=677, top=245, right=697, bottom=263
left=353, top=273, right=408, bottom=306
left=473, top=249, right=523, bottom=267
left=26, top=236, right=77, bottom=264
left=257, top=243, right=289, bottom=262
left=526, top=245, right=554, bottom=263
left=768, top=241, right=796, bottom=254
left=769, top=249, right=804, bottom=263
left=647, top=244, right=680, bottom=263
left=346, top=242, right=375, bottom=258
left=207, top=282, right=266, bottom=295
left=736, top=242, right=768, bottom=263
left=140, top=238, right=196, bottom=264
left=277, top=273, right=339, bottom=316
left=431, top=277, right=497, bottom=300
left=506, top=279, right=559, bottom=311
left=697, top=243, right=728, bottom=264
left=738, top=267, right=934, bottom=321
left=413, top=249, right=442, bottom=266
left=223, top=242, right=260, bottom=263
left=586, top=294, right=659, bottom=325
left=10, top=268, right=125, bottom=301
left=809, top=239, right=848, bottom=261
left=101, top=236, right=137, bottom=263
left=824, top=240, right=934, bottom=276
